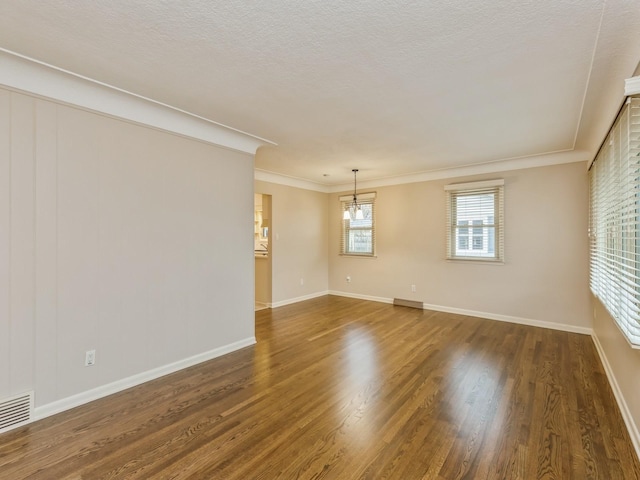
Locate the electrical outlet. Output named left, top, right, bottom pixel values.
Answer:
left=411, top=284, right=416, bottom=292
left=300, top=278, right=304, bottom=286
left=85, top=349, right=96, bottom=367
left=346, top=276, right=351, bottom=283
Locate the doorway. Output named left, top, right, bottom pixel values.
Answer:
left=254, top=193, right=272, bottom=310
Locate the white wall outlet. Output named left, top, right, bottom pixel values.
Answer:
left=85, top=349, right=96, bottom=367
left=411, top=284, right=416, bottom=292
left=300, top=278, right=304, bottom=285
left=346, top=276, right=351, bottom=283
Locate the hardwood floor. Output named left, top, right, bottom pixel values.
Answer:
left=1, top=295, right=638, bottom=479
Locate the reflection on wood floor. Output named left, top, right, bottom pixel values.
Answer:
left=1, top=295, right=638, bottom=479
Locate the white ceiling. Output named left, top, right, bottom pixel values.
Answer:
left=0, top=1, right=639, bottom=186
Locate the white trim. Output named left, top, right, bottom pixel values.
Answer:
left=444, top=178, right=504, bottom=191
left=255, top=169, right=329, bottom=193
left=328, top=292, right=591, bottom=334
left=326, top=150, right=588, bottom=193
left=328, top=290, right=394, bottom=305
left=421, top=302, right=592, bottom=335
left=273, top=293, right=591, bottom=336
left=572, top=0, right=605, bottom=149
left=338, top=192, right=376, bottom=202
left=269, top=291, right=330, bottom=308
left=446, top=259, right=505, bottom=265
left=0, top=48, right=272, bottom=154
left=591, top=333, right=640, bottom=460
left=33, top=337, right=256, bottom=421
left=255, top=151, right=589, bottom=194
left=606, top=298, right=640, bottom=350
left=625, top=76, right=640, bottom=96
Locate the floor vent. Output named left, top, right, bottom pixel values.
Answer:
left=0, top=392, right=34, bottom=434
left=393, top=298, right=424, bottom=309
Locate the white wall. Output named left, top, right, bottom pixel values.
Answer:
left=254, top=180, right=329, bottom=306
left=329, top=162, right=591, bottom=330
left=592, top=296, right=640, bottom=453
left=0, top=88, right=255, bottom=411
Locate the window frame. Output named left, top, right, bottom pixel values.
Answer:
left=589, top=97, right=640, bottom=348
left=445, top=179, right=504, bottom=263
left=340, top=192, right=376, bottom=257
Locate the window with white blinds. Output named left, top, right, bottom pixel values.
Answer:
left=589, top=97, right=640, bottom=348
left=340, top=192, right=376, bottom=256
left=445, top=179, right=504, bottom=262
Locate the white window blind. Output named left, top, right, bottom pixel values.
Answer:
left=445, top=179, right=504, bottom=262
left=589, top=97, right=640, bottom=348
left=340, top=192, right=376, bottom=256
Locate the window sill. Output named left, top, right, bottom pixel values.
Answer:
left=340, top=254, right=377, bottom=259
left=446, top=258, right=504, bottom=265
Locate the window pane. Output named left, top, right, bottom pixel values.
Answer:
left=452, top=192, right=497, bottom=258
left=487, top=217, right=495, bottom=254
left=348, top=230, right=372, bottom=253
left=341, top=198, right=375, bottom=256
left=349, top=208, right=372, bottom=227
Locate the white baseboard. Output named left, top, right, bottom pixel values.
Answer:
left=328, top=290, right=393, bottom=305
left=591, top=333, right=640, bottom=460
left=269, top=291, right=329, bottom=308
left=329, top=291, right=591, bottom=335
left=421, top=302, right=593, bottom=335
left=34, top=336, right=256, bottom=421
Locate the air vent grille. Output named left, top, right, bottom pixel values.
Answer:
left=0, top=392, right=34, bottom=434
left=393, top=298, right=424, bottom=309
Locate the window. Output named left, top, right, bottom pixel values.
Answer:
left=589, top=97, right=640, bottom=348
left=457, top=220, right=469, bottom=250
left=340, top=192, right=376, bottom=256
left=445, top=179, right=504, bottom=261
left=472, top=220, right=484, bottom=250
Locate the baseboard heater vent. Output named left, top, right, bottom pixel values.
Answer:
left=393, top=298, right=424, bottom=309
left=0, top=391, right=34, bottom=434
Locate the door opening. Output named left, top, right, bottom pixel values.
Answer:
left=254, top=193, right=272, bottom=311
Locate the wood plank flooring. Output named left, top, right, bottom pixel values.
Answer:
left=1, top=295, right=638, bottom=479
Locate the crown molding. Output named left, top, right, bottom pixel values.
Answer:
left=254, top=169, right=330, bottom=192
left=256, top=150, right=588, bottom=193
left=0, top=48, right=274, bottom=154
left=326, top=149, right=589, bottom=192
left=625, top=76, right=640, bottom=96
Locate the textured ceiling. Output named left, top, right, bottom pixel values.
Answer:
left=0, top=0, right=639, bottom=185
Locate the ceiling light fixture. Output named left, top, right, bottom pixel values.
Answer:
left=343, top=169, right=364, bottom=221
